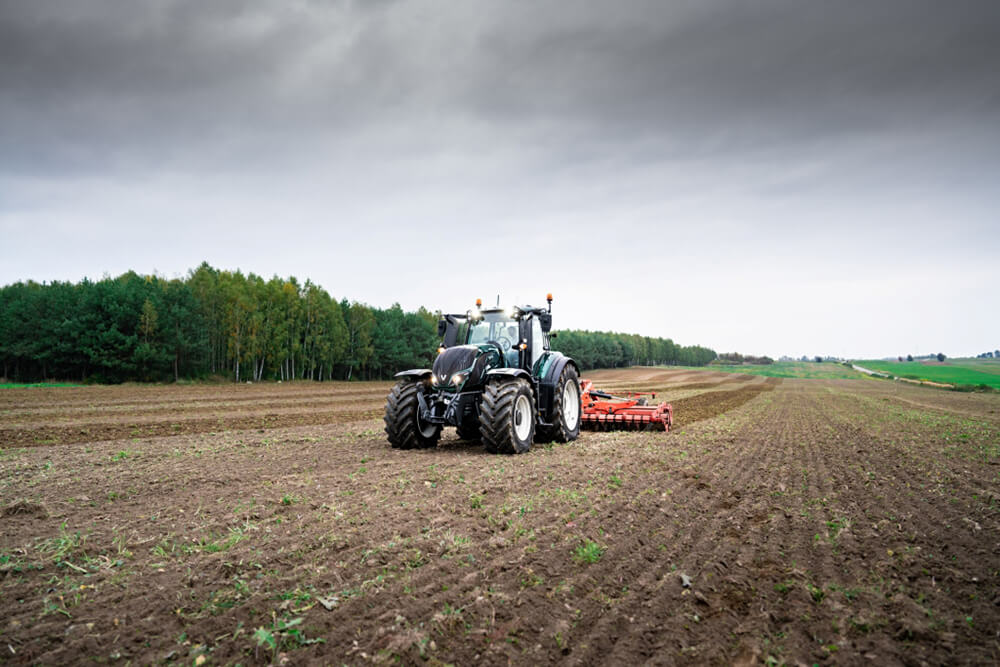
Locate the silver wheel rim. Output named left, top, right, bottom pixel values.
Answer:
left=514, top=394, right=532, bottom=441
left=562, top=380, right=580, bottom=430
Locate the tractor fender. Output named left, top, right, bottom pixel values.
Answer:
left=541, top=355, right=579, bottom=388
left=484, top=368, right=532, bottom=382
left=537, top=355, right=579, bottom=421
left=394, top=369, right=432, bottom=381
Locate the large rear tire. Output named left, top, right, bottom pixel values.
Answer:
left=479, top=379, right=535, bottom=454
left=536, top=365, right=582, bottom=444
left=384, top=380, right=441, bottom=449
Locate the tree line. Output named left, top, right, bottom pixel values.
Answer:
left=713, top=352, right=774, bottom=365
left=0, top=263, right=716, bottom=383
left=551, top=330, right=716, bottom=370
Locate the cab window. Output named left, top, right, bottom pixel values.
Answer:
left=530, top=316, right=546, bottom=366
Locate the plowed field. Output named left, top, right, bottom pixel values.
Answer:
left=2, top=370, right=999, bottom=665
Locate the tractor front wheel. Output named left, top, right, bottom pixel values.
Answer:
left=479, top=379, right=535, bottom=454
left=384, top=380, right=441, bottom=449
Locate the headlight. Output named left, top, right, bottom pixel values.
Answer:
left=430, top=375, right=438, bottom=385
left=450, top=372, right=467, bottom=386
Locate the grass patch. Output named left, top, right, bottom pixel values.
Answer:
left=683, top=362, right=864, bottom=380
left=857, top=359, right=1000, bottom=389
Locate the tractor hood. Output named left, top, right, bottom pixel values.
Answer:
left=432, top=345, right=499, bottom=390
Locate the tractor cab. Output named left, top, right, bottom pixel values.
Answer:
left=467, top=310, right=521, bottom=368
left=438, top=303, right=552, bottom=372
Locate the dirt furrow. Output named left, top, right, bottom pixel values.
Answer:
left=0, top=407, right=383, bottom=447
left=1, top=392, right=391, bottom=421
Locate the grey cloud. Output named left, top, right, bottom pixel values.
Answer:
left=3, top=0, right=999, bottom=176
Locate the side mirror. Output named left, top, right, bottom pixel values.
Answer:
left=539, top=313, right=552, bottom=332
left=437, top=319, right=447, bottom=336
left=549, top=331, right=558, bottom=339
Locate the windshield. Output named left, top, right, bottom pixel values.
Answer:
left=467, top=313, right=518, bottom=346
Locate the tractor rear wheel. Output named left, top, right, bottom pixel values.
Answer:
left=479, top=379, right=535, bottom=454
left=536, top=365, right=582, bottom=444
left=384, top=380, right=441, bottom=449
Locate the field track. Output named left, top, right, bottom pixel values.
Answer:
left=2, top=369, right=999, bottom=664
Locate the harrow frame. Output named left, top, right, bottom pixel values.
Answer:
left=579, top=379, right=673, bottom=431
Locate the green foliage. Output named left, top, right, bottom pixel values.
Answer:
left=0, top=271, right=206, bottom=383
left=0, top=263, right=432, bottom=383
left=253, top=626, right=276, bottom=651
left=39, top=522, right=87, bottom=565
left=573, top=540, right=605, bottom=564
left=0, top=262, right=716, bottom=382
left=715, top=352, right=773, bottom=365
left=252, top=616, right=326, bottom=660
left=551, top=329, right=716, bottom=369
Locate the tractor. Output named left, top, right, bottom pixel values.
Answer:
left=383, top=294, right=581, bottom=454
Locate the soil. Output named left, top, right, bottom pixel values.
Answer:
left=2, top=370, right=999, bottom=665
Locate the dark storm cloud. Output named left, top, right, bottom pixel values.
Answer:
left=2, top=0, right=999, bottom=176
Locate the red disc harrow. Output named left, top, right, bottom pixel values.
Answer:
left=579, top=379, right=673, bottom=432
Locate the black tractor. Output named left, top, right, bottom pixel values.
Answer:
left=384, top=294, right=582, bottom=454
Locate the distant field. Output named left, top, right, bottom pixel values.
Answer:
left=692, top=361, right=865, bottom=380
left=858, top=359, right=1000, bottom=388
left=959, top=359, right=1000, bottom=376
left=0, top=382, right=83, bottom=389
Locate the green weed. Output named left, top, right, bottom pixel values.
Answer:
left=573, top=540, right=604, bottom=564
left=253, top=615, right=324, bottom=660
left=39, top=523, right=87, bottom=565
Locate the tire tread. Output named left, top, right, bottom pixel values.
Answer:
left=536, top=365, right=581, bottom=444
left=384, top=380, right=440, bottom=449
left=479, top=379, right=534, bottom=454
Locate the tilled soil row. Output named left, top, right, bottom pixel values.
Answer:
left=1, top=398, right=392, bottom=429
left=0, top=407, right=383, bottom=447
left=669, top=378, right=780, bottom=427
left=0, top=382, right=392, bottom=410
left=0, top=391, right=392, bottom=420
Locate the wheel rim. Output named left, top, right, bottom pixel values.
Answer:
left=417, top=408, right=437, bottom=438
left=562, top=380, right=580, bottom=430
left=514, top=394, right=532, bottom=441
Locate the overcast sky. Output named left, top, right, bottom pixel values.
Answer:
left=2, top=0, right=998, bottom=359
